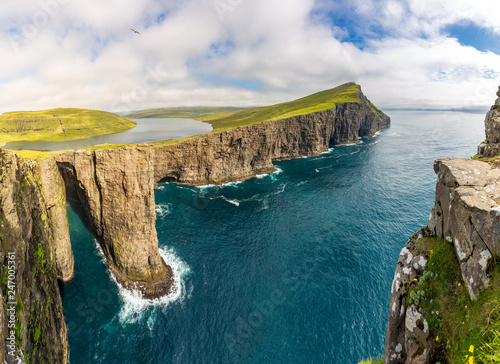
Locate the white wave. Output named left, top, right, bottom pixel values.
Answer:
left=339, top=141, right=362, bottom=147
left=275, top=183, right=287, bottom=194
left=93, top=238, right=107, bottom=265
left=297, top=181, right=307, bottom=186
left=273, top=167, right=283, bottom=175
left=195, top=183, right=217, bottom=191
left=320, top=147, right=335, bottom=155
left=222, top=180, right=243, bottom=187
left=315, top=169, right=320, bottom=173
left=221, top=196, right=240, bottom=206
left=116, top=247, right=191, bottom=324
left=155, top=203, right=172, bottom=217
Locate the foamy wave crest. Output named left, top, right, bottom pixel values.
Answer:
left=116, top=247, right=191, bottom=324
left=320, top=147, right=335, bottom=155
left=222, top=180, right=243, bottom=188
left=155, top=203, right=172, bottom=217
left=221, top=196, right=240, bottom=206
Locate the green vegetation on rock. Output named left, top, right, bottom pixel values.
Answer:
left=357, top=358, right=384, bottom=364
left=0, top=108, right=136, bottom=144
left=123, top=106, right=244, bottom=119
left=197, top=82, right=364, bottom=132
left=409, top=236, right=500, bottom=363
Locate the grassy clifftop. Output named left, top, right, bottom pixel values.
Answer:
left=123, top=107, right=244, bottom=119
left=0, top=108, right=136, bottom=143
left=126, top=83, right=386, bottom=133
left=197, top=82, right=377, bottom=132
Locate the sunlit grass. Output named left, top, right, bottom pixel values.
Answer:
left=197, top=83, right=367, bottom=132
left=407, top=235, right=500, bottom=363
left=0, top=108, right=136, bottom=143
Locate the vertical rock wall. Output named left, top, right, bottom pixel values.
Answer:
left=56, top=146, right=173, bottom=298
left=385, top=87, right=500, bottom=363
left=0, top=150, right=68, bottom=363
left=152, top=102, right=390, bottom=185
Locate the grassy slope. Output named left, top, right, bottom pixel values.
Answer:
left=407, top=234, right=500, bottom=363
left=197, top=82, right=373, bottom=132
left=123, top=107, right=244, bottom=119
left=0, top=108, right=136, bottom=143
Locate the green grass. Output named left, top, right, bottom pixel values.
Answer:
left=408, top=235, right=500, bottom=363
left=357, top=358, right=384, bottom=364
left=124, top=83, right=386, bottom=134
left=0, top=108, right=136, bottom=143
left=197, top=82, right=379, bottom=132
left=122, top=106, right=244, bottom=119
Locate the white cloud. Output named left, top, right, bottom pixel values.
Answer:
left=0, top=0, right=499, bottom=114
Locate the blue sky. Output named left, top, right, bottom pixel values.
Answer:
left=0, top=0, right=499, bottom=113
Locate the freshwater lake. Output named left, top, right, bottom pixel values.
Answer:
left=3, top=118, right=212, bottom=151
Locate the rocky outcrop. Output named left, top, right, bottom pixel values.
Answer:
left=56, top=146, right=173, bottom=298
left=52, top=92, right=388, bottom=299
left=385, top=231, right=434, bottom=364
left=0, top=149, right=68, bottom=363
left=427, top=158, right=500, bottom=299
left=0, top=86, right=388, bottom=361
left=34, top=157, right=74, bottom=281
left=385, top=87, right=500, bottom=363
left=478, top=86, right=500, bottom=157
left=153, top=100, right=389, bottom=185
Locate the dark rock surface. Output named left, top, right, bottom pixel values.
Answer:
left=0, top=150, right=68, bottom=363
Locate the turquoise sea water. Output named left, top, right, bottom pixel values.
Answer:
left=62, top=110, right=485, bottom=363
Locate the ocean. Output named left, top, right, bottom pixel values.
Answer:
left=62, top=110, right=486, bottom=363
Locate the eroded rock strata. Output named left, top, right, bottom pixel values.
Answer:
left=154, top=96, right=390, bottom=185
left=385, top=87, right=500, bottom=363
left=0, top=85, right=389, bottom=361
left=56, top=147, right=174, bottom=299
left=54, top=92, right=389, bottom=299
left=0, top=150, right=69, bottom=363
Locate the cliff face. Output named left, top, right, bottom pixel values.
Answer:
left=478, top=87, right=500, bottom=157
left=0, top=150, right=69, bottom=363
left=153, top=101, right=389, bottom=185
left=52, top=97, right=388, bottom=299
left=0, top=88, right=389, bottom=361
left=384, top=87, right=500, bottom=363
left=56, top=147, right=173, bottom=298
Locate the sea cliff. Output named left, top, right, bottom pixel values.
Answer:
left=0, top=84, right=389, bottom=361
left=0, top=150, right=69, bottom=363
left=384, top=87, right=500, bottom=363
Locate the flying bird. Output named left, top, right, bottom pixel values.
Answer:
left=130, top=28, right=141, bottom=35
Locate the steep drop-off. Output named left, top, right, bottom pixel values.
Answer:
left=56, top=147, right=173, bottom=299
left=0, top=150, right=69, bottom=363
left=0, top=83, right=389, bottom=361
left=53, top=86, right=389, bottom=299
left=385, top=86, right=500, bottom=363
left=153, top=98, right=389, bottom=185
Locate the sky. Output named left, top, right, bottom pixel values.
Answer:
left=1, top=0, right=500, bottom=114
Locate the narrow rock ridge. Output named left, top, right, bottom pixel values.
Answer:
left=385, top=87, right=500, bottom=363
left=0, top=150, right=69, bottom=363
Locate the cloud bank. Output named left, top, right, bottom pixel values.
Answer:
left=0, top=0, right=499, bottom=113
